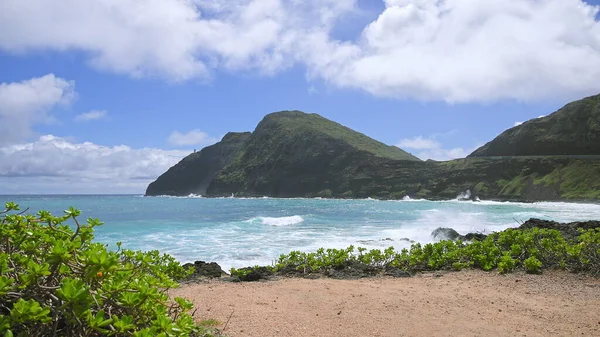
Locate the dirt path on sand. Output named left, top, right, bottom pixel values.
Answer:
left=171, top=270, right=600, bottom=337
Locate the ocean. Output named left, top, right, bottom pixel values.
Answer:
left=2, top=195, right=600, bottom=271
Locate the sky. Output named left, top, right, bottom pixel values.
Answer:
left=1, top=0, right=600, bottom=194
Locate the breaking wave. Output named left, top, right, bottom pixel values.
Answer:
left=248, top=215, right=305, bottom=227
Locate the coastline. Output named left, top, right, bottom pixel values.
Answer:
left=144, top=193, right=600, bottom=205
left=172, top=270, right=600, bottom=337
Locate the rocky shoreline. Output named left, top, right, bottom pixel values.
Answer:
left=181, top=218, right=600, bottom=283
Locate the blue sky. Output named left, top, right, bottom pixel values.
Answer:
left=1, top=0, right=600, bottom=194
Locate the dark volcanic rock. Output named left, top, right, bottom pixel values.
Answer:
left=432, top=228, right=487, bottom=241
left=327, top=261, right=378, bottom=280
left=463, top=233, right=488, bottom=241
left=470, top=93, right=600, bottom=157
left=383, top=268, right=412, bottom=278
left=431, top=227, right=462, bottom=241
left=183, top=261, right=225, bottom=279
left=518, top=218, right=600, bottom=240
left=236, top=266, right=274, bottom=282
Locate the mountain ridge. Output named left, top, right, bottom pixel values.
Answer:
left=469, top=93, right=600, bottom=157
left=146, top=97, right=600, bottom=201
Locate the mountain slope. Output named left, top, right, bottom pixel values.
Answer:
left=206, top=111, right=419, bottom=197
left=145, top=132, right=250, bottom=196
left=146, top=101, right=600, bottom=201
left=469, top=94, right=600, bottom=157
left=258, top=111, right=420, bottom=161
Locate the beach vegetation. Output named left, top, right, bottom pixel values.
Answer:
left=0, top=202, right=219, bottom=336
left=250, top=227, right=600, bottom=279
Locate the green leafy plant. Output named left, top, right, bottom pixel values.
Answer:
left=0, top=203, right=218, bottom=336
left=250, top=227, right=600, bottom=281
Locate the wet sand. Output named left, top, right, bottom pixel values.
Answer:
left=172, top=270, right=600, bottom=337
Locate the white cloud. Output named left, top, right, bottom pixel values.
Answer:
left=168, top=129, right=218, bottom=146
left=0, top=135, right=190, bottom=193
left=75, top=110, right=107, bottom=122
left=310, top=0, right=600, bottom=102
left=397, top=135, right=478, bottom=161
left=0, top=74, right=75, bottom=145
left=413, top=147, right=473, bottom=161
left=1, top=1, right=599, bottom=102
left=397, top=136, right=440, bottom=150
left=0, top=0, right=355, bottom=81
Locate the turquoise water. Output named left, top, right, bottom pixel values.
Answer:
left=3, top=195, right=600, bottom=271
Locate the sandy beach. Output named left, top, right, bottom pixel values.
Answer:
left=172, top=270, right=600, bottom=337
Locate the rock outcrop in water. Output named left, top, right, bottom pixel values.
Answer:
left=146, top=96, right=600, bottom=201
left=431, top=228, right=488, bottom=242
left=430, top=219, right=600, bottom=243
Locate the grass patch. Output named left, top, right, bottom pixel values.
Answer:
left=498, top=176, right=527, bottom=196
left=199, top=319, right=221, bottom=327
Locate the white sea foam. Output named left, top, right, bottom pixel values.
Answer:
left=74, top=195, right=600, bottom=273
left=249, top=215, right=305, bottom=226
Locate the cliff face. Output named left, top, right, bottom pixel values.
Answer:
left=146, top=101, right=600, bottom=201
left=145, top=132, right=250, bottom=196
left=469, top=94, right=600, bottom=157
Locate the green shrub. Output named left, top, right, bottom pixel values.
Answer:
left=265, top=227, right=600, bottom=280
left=0, top=202, right=217, bottom=337
left=523, top=256, right=543, bottom=274
left=497, top=254, right=517, bottom=274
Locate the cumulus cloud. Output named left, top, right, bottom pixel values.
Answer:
left=0, top=74, right=75, bottom=145
left=397, top=135, right=477, bottom=161
left=0, top=135, right=190, bottom=193
left=315, top=0, right=600, bottom=102
left=0, top=0, right=355, bottom=81
left=74, top=110, right=107, bottom=122
left=397, top=136, right=440, bottom=150
left=1, top=0, right=599, bottom=102
left=168, top=129, right=218, bottom=146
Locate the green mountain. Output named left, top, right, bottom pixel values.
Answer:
left=207, top=111, right=419, bottom=197
left=469, top=93, right=600, bottom=157
left=253, top=111, right=420, bottom=161
left=146, top=101, right=600, bottom=201
left=145, top=132, right=250, bottom=196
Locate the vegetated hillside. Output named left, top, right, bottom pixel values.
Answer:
left=363, top=157, right=600, bottom=201
left=259, top=111, right=420, bottom=161
left=205, top=111, right=419, bottom=197
left=210, top=151, right=600, bottom=201
left=147, top=104, right=600, bottom=201
left=469, top=93, right=600, bottom=157
left=145, top=132, right=251, bottom=196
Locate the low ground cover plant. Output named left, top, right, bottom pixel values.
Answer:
left=0, top=202, right=217, bottom=337
left=231, top=227, right=600, bottom=279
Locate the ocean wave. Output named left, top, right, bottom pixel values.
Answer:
left=149, top=194, right=203, bottom=198
left=247, top=215, right=305, bottom=226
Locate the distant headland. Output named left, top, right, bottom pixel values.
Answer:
left=146, top=93, right=600, bottom=202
